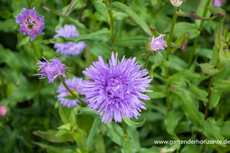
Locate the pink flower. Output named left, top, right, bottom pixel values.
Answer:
left=149, top=34, right=167, bottom=56
left=213, top=0, right=225, bottom=7
left=0, top=106, right=7, bottom=116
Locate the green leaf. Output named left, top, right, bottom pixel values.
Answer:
left=115, top=36, right=149, bottom=47
left=57, top=123, right=72, bottom=131
left=164, top=111, right=178, bottom=137
left=220, top=121, right=230, bottom=139
left=94, top=135, right=106, bottom=153
left=63, top=95, right=76, bottom=100
left=33, top=142, right=74, bottom=152
left=72, top=128, right=87, bottom=147
left=187, top=82, right=208, bottom=103
left=1, top=87, right=37, bottom=105
left=171, top=32, right=190, bottom=52
left=209, top=91, right=222, bottom=109
left=176, top=11, right=220, bottom=21
left=66, top=28, right=110, bottom=42
left=105, top=123, right=122, bottom=145
left=207, top=6, right=226, bottom=16
left=91, top=0, right=109, bottom=22
left=121, top=136, right=134, bottom=153
left=166, top=22, right=200, bottom=39
left=212, top=80, right=230, bottom=92
left=43, top=6, right=88, bottom=34
left=0, top=44, right=20, bottom=75
left=146, top=91, right=166, bottom=99
left=123, top=118, right=146, bottom=128
left=33, top=130, right=73, bottom=143
left=195, top=49, right=213, bottom=59
left=107, top=2, right=152, bottom=36
left=199, top=63, right=219, bottom=75
left=169, top=69, right=202, bottom=83
left=172, top=87, right=204, bottom=130
left=0, top=10, right=11, bottom=19
left=219, top=48, right=230, bottom=67
left=78, top=107, right=102, bottom=119
left=203, top=118, right=225, bottom=147
left=195, top=0, right=211, bottom=26
left=58, top=105, right=77, bottom=126
left=214, top=18, right=224, bottom=49
left=86, top=118, right=101, bottom=149
left=150, top=60, right=170, bottom=79
left=181, top=145, right=201, bottom=153
left=3, top=131, right=16, bottom=153
left=19, top=36, right=30, bottom=47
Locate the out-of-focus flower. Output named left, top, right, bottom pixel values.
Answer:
left=170, top=0, right=183, bottom=7
left=0, top=106, right=7, bottom=116
left=149, top=34, right=167, bottom=56
left=15, top=7, right=44, bottom=41
left=54, top=25, right=86, bottom=56
left=82, top=52, right=152, bottom=123
left=35, top=57, right=69, bottom=83
left=213, top=0, right=225, bottom=7
left=57, top=77, right=83, bottom=108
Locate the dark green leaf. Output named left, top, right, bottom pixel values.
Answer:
left=203, top=118, right=225, bottom=147
left=19, top=36, right=30, bottom=47
left=33, top=130, right=73, bottom=143
left=199, top=63, right=219, bottom=75
left=123, top=118, right=146, bottom=128
left=172, top=87, right=204, bottom=130
left=107, top=2, right=152, bottom=36
left=86, top=118, right=101, bottom=149
left=164, top=111, right=178, bottom=136
left=166, top=22, right=200, bottom=39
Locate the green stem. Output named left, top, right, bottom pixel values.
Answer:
left=164, top=6, right=180, bottom=111
left=60, top=76, right=88, bottom=106
left=122, top=120, right=127, bottom=135
left=187, top=0, right=211, bottom=68
left=31, top=41, right=40, bottom=60
left=144, top=54, right=150, bottom=69
left=105, top=0, right=115, bottom=44
left=202, top=59, right=220, bottom=152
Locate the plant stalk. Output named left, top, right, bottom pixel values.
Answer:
left=60, top=76, right=88, bottom=106
left=165, top=6, right=180, bottom=111
left=105, top=0, right=115, bottom=44
left=187, top=0, right=211, bottom=68
left=144, top=54, right=150, bottom=69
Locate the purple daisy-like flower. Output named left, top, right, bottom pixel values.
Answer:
left=54, top=25, right=86, bottom=56
left=82, top=52, right=152, bottom=123
left=213, top=0, right=225, bottom=7
left=35, top=57, right=69, bottom=83
left=15, top=7, right=44, bottom=41
left=57, top=77, right=83, bottom=108
left=149, top=34, right=167, bottom=56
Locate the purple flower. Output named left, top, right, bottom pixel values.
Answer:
left=213, top=0, right=225, bottom=7
left=82, top=52, right=152, bottom=123
left=149, top=34, right=167, bottom=56
left=54, top=25, right=86, bottom=56
left=35, top=57, right=69, bottom=83
left=15, top=7, right=44, bottom=41
left=57, top=77, right=83, bottom=108
left=0, top=106, right=7, bottom=116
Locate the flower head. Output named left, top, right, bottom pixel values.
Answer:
left=82, top=52, right=152, bottom=123
left=149, top=34, right=167, bottom=56
left=0, top=106, right=7, bottom=116
left=57, top=77, right=83, bottom=108
left=54, top=25, right=86, bottom=56
left=15, top=7, right=44, bottom=41
left=170, top=0, right=183, bottom=7
left=213, top=0, right=225, bottom=7
left=35, top=57, right=69, bottom=83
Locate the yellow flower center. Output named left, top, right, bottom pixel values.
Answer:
left=69, top=89, right=78, bottom=96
